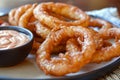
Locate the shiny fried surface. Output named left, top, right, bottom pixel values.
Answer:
left=36, top=26, right=96, bottom=76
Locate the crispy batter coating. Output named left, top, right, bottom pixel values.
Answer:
left=36, top=26, right=96, bottom=76
left=88, top=18, right=112, bottom=33
left=33, top=2, right=90, bottom=29
left=14, top=4, right=32, bottom=25
left=18, top=3, right=37, bottom=32
left=8, top=8, right=17, bottom=25
left=91, top=28, right=120, bottom=63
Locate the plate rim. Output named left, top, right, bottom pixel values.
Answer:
left=0, top=58, right=120, bottom=80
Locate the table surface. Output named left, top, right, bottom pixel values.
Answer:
left=98, top=66, right=120, bottom=80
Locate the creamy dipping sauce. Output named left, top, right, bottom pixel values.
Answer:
left=0, top=30, right=30, bottom=50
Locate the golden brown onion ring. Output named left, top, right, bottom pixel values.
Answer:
left=14, top=4, right=32, bottom=25
left=35, top=22, right=51, bottom=39
left=36, top=26, right=96, bottom=76
left=88, top=18, right=112, bottom=33
left=33, top=2, right=90, bottom=29
left=18, top=3, right=37, bottom=32
left=35, top=12, right=67, bottom=39
left=31, top=40, right=41, bottom=54
left=91, top=28, right=120, bottom=63
left=8, top=8, right=17, bottom=25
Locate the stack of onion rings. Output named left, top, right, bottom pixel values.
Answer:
left=88, top=18, right=112, bottom=33
left=8, top=2, right=120, bottom=76
left=33, top=2, right=90, bottom=38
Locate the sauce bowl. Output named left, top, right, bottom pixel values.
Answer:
left=0, top=26, right=33, bottom=67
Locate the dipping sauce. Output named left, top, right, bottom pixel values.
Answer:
left=0, top=30, right=30, bottom=50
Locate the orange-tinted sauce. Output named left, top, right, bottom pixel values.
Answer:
left=0, top=30, right=29, bottom=50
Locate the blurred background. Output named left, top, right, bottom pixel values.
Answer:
left=0, top=0, right=119, bottom=10
left=0, top=0, right=120, bottom=15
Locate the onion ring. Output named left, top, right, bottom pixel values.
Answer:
left=14, top=4, right=32, bottom=25
left=88, top=18, right=112, bottom=33
left=35, top=12, right=67, bottom=39
left=31, top=40, right=41, bottom=54
left=91, top=28, right=120, bottom=63
left=33, top=2, right=90, bottom=29
left=35, top=22, right=51, bottom=39
left=18, top=3, right=37, bottom=32
left=8, top=8, right=17, bottom=25
left=36, top=26, right=96, bottom=76
left=34, top=3, right=78, bottom=39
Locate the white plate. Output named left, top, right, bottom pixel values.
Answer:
left=0, top=54, right=119, bottom=80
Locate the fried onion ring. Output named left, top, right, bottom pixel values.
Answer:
left=31, top=40, right=41, bottom=54
left=34, top=2, right=90, bottom=29
left=35, top=22, right=51, bottom=39
left=35, top=12, right=67, bottom=39
left=18, top=3, right=37, bottom=32
left=88, top=18, right=112, bottom=32
left=14, top=4, right=32, bottom=25
left=91, top=28, right=120, bottom=63
left=36, top=26, right=96, bottom=76
left=8, top=8, right=17, bottom=25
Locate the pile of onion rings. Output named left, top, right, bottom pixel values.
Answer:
left=8, top=2, right=120, bottom=76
